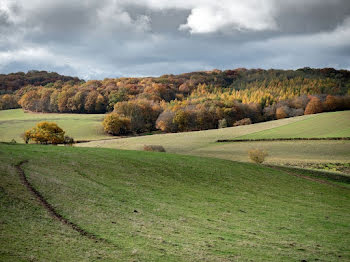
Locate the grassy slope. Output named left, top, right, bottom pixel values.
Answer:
left=78, top=114, right=315, bottom=153
left=0, top=109, right=111, bottom=142
left=79, top=111, right=350, bottom=165
left=237, top=111, right=350, bottom=139
left=1, top=143, right=349, bottom=261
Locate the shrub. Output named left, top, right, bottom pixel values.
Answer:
left=64, top=136, right=74, bottom=146
left=102, top=113, right=131, bottom=135
left=25, top=122, right=66, bottom=144
left=248, top=149, right=268, bottom=164
left=233, top=118, right=252, bottom=126
left=143, top=145, right=166, bottom=152
left=218, top=118, right=228, bottom=128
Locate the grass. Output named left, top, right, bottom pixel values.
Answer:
left=0, top=109, right=111, bottom=142
left=194, top=140, right=350, bottom=165
left=1, top=143, right=349, bottom=261
left=78, top=113, right=316, bottom=153
left=236, top=111, right=350, bottom=140
left=78, top=111, right=350, bottom=166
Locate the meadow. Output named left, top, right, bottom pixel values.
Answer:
left=79, top=111, right=350, bottom=166
left=0, top=109, right=110, bottom=142
left=236, top=111, right=350, bottom=140
left=1, top=143, right=349, bottom=261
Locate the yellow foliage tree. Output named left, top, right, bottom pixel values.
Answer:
left=25, top=122, right=65, bottom=144
left=102, top=113, right=131, bottom=135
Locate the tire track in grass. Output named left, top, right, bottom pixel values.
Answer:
left=14, top=160, right=111, bottom=243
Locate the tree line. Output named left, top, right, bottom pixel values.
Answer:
left=1, top=68, right=350, bottom=135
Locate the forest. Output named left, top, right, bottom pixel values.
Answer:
left=1, top=68, right=350, bottom=135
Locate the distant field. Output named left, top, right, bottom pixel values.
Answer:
left=0, top=109, right=111, bottom=142
left=237, top=111, right=350, bottom=140
left=79, top=114, right=315, bottom=153
left=2, top=109, right=350, bottom=165
left=79, top=111, right=350, bottom=165
left=1, top=143, right=349, bottom=261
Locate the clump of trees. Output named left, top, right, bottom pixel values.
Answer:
left=0, top=94, right=18, bottom=110
left=24, top=122, right=74, bottom=145
left=0, top=70, right=81, bottom=94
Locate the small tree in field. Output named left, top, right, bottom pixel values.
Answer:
left=25, top=122, right=66, bottom=144
left=102, top=113, right=131, bottom=135
left=248, top=149, right=268, bottom=164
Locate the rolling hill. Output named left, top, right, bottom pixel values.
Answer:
left=1, top=143, right=349, bottom=261
left=79, top=111, right=350, bottom=165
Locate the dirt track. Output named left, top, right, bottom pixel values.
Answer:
left=14, top=160, right=108, bottom=242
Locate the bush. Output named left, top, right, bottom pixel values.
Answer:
left=218, top=119, right=228, bottom=128
left=64, top=136, right=74, bottom=146
left=248, top=149, right=268, bottom=164
left=102, top=113, right=131, bottom=135
left=233, top=118, right=252, bottom=126
left=143, top=145, right=166, bottom=152
left=24, top=122, right=66, bottom=144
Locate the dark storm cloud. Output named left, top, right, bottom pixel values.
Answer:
left=0, top=0, right=349, bottom=79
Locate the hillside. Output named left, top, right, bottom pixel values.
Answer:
left=236, top=110, right=350, bottom=139
left=0, top=70, right=82, bottom=94
left=79, top=111, right=350, bottom=165
left=1, top=143, right=349, bottom=261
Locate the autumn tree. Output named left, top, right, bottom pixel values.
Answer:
left=0, top=94, right=18, bottom=110
left=275, top=106, right=289, bottom=119
left=102, top=113, right=131, bottom=135
left=114, top=99, right=161, bottom=133
left=24, top=122, right=66, bottom=144
left=323, top=95, right=340, bottom=111
left=304, top=97, right=323, bottom=115
left=156, top=110, right=176, bottom=132
left=19, top=90, right=41, bottom=111
left=173, top=109, right=191, bottom=132
left=84, top=91, right=99, bottom=113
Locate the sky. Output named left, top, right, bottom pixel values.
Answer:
left=0, top=0, right=350, bottom=79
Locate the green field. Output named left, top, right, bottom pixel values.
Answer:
left=0, top=109, right=111, bottom=142
left=1, top=143, right=349, bottom=261
left=78, top=111, right=350, bottom=165
left=2, top=109, right=350, bottom=166
left=236, top=111, right=350, bottom=140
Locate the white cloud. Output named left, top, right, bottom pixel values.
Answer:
left=123, top=0, right=278, bottom=33
left=179, top=1, right=277, bottom=33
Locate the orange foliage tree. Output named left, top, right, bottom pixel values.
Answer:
left=275, top=106, right=289, bottom=119
left=304, top=97, right=323, bottom=115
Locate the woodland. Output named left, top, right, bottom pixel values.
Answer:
left=1, top=68, right=349, bottom=135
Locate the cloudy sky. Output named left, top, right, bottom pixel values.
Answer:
left=0, top=0, right=350, bottom=79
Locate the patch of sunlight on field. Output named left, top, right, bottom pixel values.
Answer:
left=0, top=109, right=111, bottom=141
left=237, top=110, right=350, bottom=139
